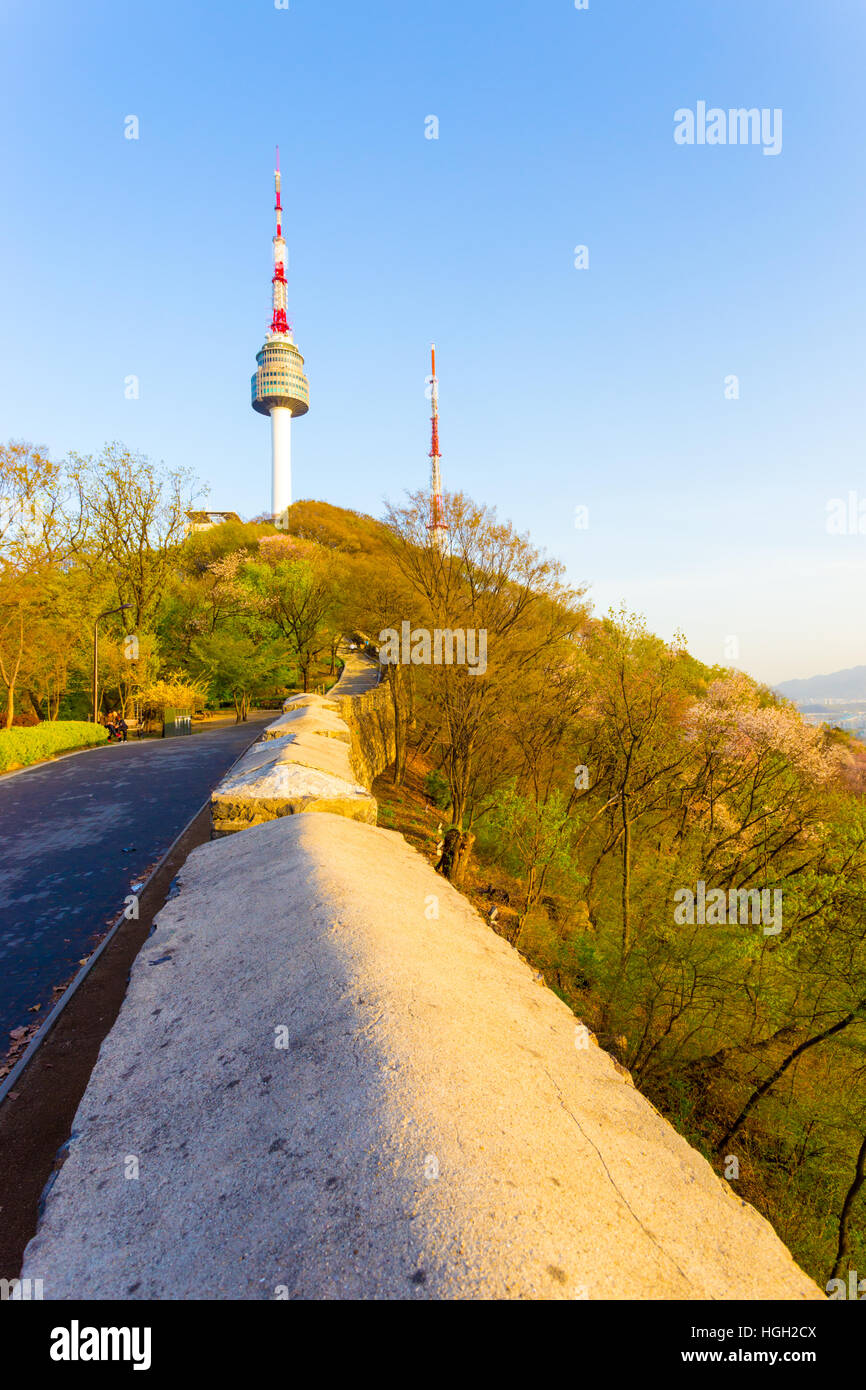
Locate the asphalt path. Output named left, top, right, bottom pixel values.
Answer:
left=0, top=716, right=269, bottom=1042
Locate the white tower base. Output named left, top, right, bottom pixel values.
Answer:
left=270, top=405, right=292, bottom=520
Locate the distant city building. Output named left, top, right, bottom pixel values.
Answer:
left=185, top=510, right=242, bottom=535
left=251, top=147, right=310, bottom=520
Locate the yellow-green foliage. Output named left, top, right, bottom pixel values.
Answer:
left=0, top=720, right=108, bottom=772
left=137, top=675, right=206, bottom=714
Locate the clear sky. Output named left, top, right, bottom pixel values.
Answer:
left=2, top=0, right=864, bottom=686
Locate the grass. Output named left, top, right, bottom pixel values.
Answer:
left=0, top=721, right=109, bottom=773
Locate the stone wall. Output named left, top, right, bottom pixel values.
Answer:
left=209, top=648, right=394, bottom=837
left=21, top=812, right=822, bottom=1300
left=333, top=680, right=395, bottom=790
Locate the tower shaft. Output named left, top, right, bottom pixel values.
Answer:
left=271, top=407, right=292, bottom=517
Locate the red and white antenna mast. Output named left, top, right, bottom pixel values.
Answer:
left=270, top=146, right=290, bottom=336
left=427, top=344, right=448, bottom=547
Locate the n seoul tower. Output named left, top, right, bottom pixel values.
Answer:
left=251, top=148, right=309, bottom=521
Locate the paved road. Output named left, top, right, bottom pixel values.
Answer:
left=0, top=716, right=269, bottom=1042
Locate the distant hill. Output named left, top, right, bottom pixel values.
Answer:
left=776, top=665, right=866, bottom=702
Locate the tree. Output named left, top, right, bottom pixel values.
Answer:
left=71, top=443, right=199, bottom=632
left=0, top=574, right=30, bottom=727
left=238, top=535, right=344, bottom=692
left=97, top=631, right=159, bottom=719
left=487, top=781, right=584, bottom=913
left=0, top=440, right=80, bottom=566
left=344, top=550, right=419, bottom=785
left=136, top=674, right=207, bottom=724
left=577, top=611, right=694, bottom=961
left=0, top=441, right=84, bottom=726
left=382, top=490, right=587, bottom=880
left=829, top=1132, right=866, bottom=1283
left=190, top=630, right=291, bottom=721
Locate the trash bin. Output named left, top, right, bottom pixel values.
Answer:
left=163, top=707, right=192, bottom=738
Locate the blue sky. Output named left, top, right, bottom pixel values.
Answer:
left=2, top=0, right=865, bottom=685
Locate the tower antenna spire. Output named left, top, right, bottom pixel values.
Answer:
left=427, top=343, right=448, bottom=548
left=271, top=147, right=288, bottom=335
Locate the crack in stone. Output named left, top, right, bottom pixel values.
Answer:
left=543, top=1064, right=706, bottom=1297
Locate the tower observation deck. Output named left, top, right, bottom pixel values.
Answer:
left=251, top=148, right=309, bottom=520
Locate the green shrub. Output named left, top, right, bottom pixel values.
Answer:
left=424, top=769, right=451, bottom=809
left=0, top=721, right=109, bottom=772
